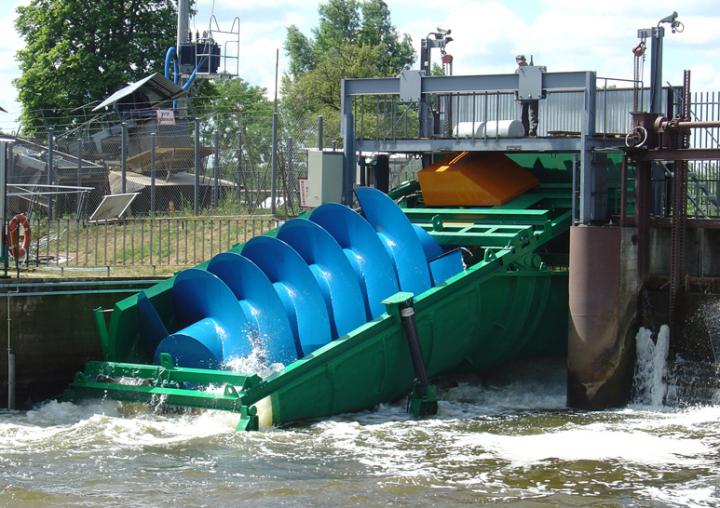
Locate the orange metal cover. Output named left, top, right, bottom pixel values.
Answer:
left=418, top=151, right=539, bottom=206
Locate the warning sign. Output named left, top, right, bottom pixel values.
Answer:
left=298, top=177, right=310, bottom=208
left=156, top=109, right=176, bottom=126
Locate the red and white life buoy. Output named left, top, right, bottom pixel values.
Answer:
left=7, top=213, right=31, bottom=261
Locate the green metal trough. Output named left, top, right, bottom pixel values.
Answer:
left=64, top=185, right=571, bottom=430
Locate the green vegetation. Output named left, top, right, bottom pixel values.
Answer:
left=14, top=0, right=179, bottom=134
left=191, top=78, right=276, bottom=206
left=282, top=0, right=415, bottom=144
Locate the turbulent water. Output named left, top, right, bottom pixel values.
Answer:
left=1, top=348, right=719, bottom=506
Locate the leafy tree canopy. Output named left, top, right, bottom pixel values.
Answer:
left=14, top=0, right=179, bottom=135
left=192, top=78, right=274, bottom=164
left=283, top=0, right=415, bottom=142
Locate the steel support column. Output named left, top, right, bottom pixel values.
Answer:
left=579, top=72, right=597, bottom=223
left=649, top=27, right=664, bottom=115
left=669, top=70, right=691, bottom=328
left=341, top=80, right=355, bottom=205
left=620, top=155, right=628, bottom=227
left=636, top=161, right=652, bottom=280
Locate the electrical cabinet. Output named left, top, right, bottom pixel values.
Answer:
left=306, top=150, right=343, bottom=207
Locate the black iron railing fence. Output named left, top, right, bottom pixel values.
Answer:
left=9, top=215, right=280, bottom=274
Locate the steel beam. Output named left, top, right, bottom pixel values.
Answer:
left=343, top=71, right=594, bottom=97
left=629, top=148, right=720, bottom=161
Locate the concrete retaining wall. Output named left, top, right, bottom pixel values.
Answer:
left=0, top=279, right=159, bottom=408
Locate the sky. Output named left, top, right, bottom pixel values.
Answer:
left=0, top=0, right=718, bottom=133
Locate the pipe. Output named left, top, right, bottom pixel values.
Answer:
left=674, top=120, right=720, bottom=129
left=398, top=299, right=429, bottom=398
left=7, top=291, right=13, bottom=410
left=7, top=351, right=14, bottom=410
left=164, top=47, right=179, bottom=84
left=181, top=68, right=198, bottom=91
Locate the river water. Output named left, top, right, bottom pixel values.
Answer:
left=1, top=339, right=719, bottom=507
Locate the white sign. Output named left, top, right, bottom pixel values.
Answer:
left=298, top=177, right=310, bottom=208
left=156, top=109, right=176, bottom=126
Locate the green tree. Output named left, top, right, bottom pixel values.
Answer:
left=191, top=78, right=275, bottom=209
left=14, top=0, right=178, bottom=135
left=282, top=0, right=414, bottom=143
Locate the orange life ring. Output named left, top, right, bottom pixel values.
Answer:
left=8, top=213, right=31, bottom=260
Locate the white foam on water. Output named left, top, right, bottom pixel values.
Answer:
left=1, top=352, right=718, bottom=506
left=0, top=399, right=238, bottom=454
left=453, top=426, right=709, bottom=467
left=441, top=378, right=567, bottom=415
left=94, top=409, right=238, bottom=449
left=642, top=481, right=720, bottom=508
left=633, top=325, right=670, bottom=406
left=299, top=357, right=719, bottom=488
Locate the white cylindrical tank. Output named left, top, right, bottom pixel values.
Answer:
left=454, top=120, right=525, bottom=138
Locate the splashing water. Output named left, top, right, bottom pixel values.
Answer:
left=633, top=325, right=670, bottom=406
left=222, top=336, right=285, bottom=379
left=1, top=356, right=719, bottom=507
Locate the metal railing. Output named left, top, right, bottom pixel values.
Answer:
left=688, top=90, right=720, bottom=217
left=14, top=215, right=281, bottom=273
left=353, top=84, right=674, bottom=141
left=688, top=162, right=720, bottom=217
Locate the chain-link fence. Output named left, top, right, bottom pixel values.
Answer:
left=7, top=107, right=323, bottom=224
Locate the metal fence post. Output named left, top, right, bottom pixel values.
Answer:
left=270, top=112, right=278, bottom=214
left=150, top=132, right=157, bottom=215
left=236, top=131, right=243, bottom=203
left=76, top=137, right=82, bottom=220
left=120, top=121, right=127, bottom=194
left=76, top=138, right=82, bottom=189
left=286, top=137, right=294, bottom=211
left=317, top=115, right=324, bottom=150
left=47, top=127, right=54, bottom=219
left=194, top=117, right=200, bottom=215
left=213, top=127, right=219, bottom=208
left=359, top=156, right=366, bottom=187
